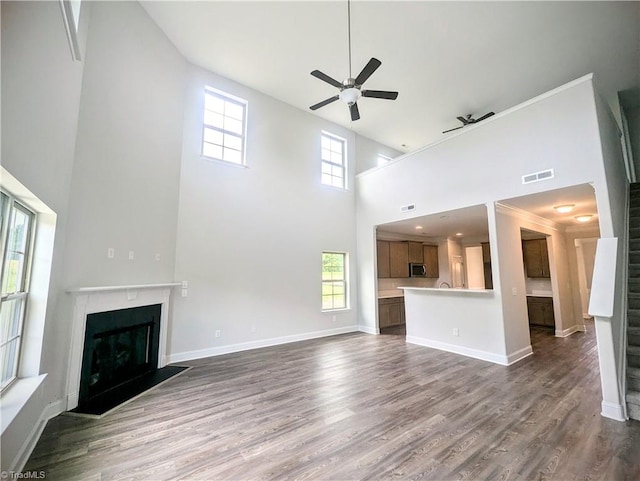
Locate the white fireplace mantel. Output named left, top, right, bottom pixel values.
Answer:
left=65, top=282, right=180, bottom=411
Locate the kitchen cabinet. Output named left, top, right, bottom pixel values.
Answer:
left=377, top=241, right=437, bottom=279
left=423, top=245, right=439, bottom=278
left=522, top=238, right=550, bottom=278
left=408, top=242, right=424, bottom=264
left=481, top=242, right=493, bottom=289
left=378, top=297, right=405, bottom=328
left=376, top=240, right=391, bottom=278
left=389, top=242, right=409, bottom=278
left=526, top=296, right=555, bottom=327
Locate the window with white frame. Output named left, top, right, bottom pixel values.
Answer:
left=202, top=87, right=248, bottom=165
left=322, top=252, right=348, bottom=310
left=321, top=132, right=347, bottom=189
left=0, top=191, right=35, bottom=391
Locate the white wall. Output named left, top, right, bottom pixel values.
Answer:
left=355, top=136, right=401, bottom=173
left=170, top=64, right=376, bottom=359
left=356, top=76, right=609, bottom=360
left=464, top=246, right=485, bottom=289
left=591, top=87, right=631, bottom=420
left=1, top=0, right=88, bottom=470
left=63, top=1, right=186, bottom=289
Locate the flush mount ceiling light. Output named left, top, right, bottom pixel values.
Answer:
left=554, top=204, right=575, bottom=214
left=575, top=214, right=593, bottom=223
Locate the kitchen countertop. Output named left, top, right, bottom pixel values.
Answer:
left=399, top=287, right=493, bottom=294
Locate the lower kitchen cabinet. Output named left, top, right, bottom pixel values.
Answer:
left=526, top=296, right=555, bottom=327
left=378, top=297, right=405, bottom=328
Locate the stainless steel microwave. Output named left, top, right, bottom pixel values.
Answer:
left=409, top=263, right=427, bottom=277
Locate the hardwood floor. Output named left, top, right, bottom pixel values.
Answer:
left=25, top=320, right=640, bottom=480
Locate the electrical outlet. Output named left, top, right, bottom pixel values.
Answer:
left=512, top=287, right=517, bottom=296
left=453, top=328, right=459, bottom=337
left=182, top=280, right=188, bottom=289
left=215, top=329, right=221, bottom=338
left=332, top=315, right=337, bottom=322
left=181, top=289, right=188, bottom=297
left=107, top=247, right=115, bottom=259
left=128, top=250, right=135, bottom=260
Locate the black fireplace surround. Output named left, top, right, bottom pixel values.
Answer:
left=73, top=304, right=185, bottom=416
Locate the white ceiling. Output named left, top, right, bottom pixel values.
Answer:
left=377, top=183, right=598, bottom=239
left=140, top=1, right=639, bottom=153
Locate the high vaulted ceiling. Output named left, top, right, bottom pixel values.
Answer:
left=141, top=1, right=639, bottom=153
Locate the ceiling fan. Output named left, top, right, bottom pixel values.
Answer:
left=309, top=1, right=398, bottom=121
left=442, top=112, right=495, bottom=133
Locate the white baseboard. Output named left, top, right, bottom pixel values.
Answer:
left=358, top=325, right=379, bottom=335
left=10, top=399, right=64, bottom=473
left=406, top=335, right=531, bottom=366
left=168, top=325, right=359, bottom=363
left=555, top=325, right=579, bottom=338
left=506, top=345, right=534, bottom=365
left=601, top=401, right=626, bottom=422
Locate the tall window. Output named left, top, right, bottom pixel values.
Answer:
left=202, top=87, right=248, bottom=165
left=1, top=192, right=35, bottom=390
left=322, top=252, right=347, bottom=310
left=321, top=132, right=347, bottom=189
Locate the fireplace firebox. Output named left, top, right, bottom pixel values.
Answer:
left=79, top=303, right=161, bottom=408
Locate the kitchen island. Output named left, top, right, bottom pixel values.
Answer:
left=399, top=287, right=532, bottom=365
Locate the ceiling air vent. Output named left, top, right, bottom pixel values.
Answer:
left=522, top=169, right=554, bottom=184
left=400, top=204, right=416, bottom=212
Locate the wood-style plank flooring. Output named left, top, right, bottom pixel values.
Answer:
left=25, top=321, right=640, bottom=480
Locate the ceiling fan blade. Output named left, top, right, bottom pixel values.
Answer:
left=442, top=126, right=464, bottom=133
left=310, top=95, right=339, bottom=110
left=476, top=112, right=495, bottom=122
left=310, top=70, right=343, bottom=88
left=354, top=58, right=382, bottom=85
left=457, top=116, right=469, bottom=125
left=350, top=103, right=360, bottom=121
left=361, top=90, right=398, bottom=100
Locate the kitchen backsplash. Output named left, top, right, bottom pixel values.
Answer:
left=525, top=277, right=552, bottom=295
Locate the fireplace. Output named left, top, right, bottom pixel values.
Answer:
left=78, top=304, right=161, bottom=410
left=66, top=283, right=179, bottom=413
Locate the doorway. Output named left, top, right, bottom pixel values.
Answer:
left=575, top=237, right=597, bottom=319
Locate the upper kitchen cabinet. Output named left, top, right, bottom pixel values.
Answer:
left=423, top=245, right=439, bottom=278
left=389, top=242, right=409, bottom=278
left=376, top=240, right=391, bottom=278
left=408, top=242, right=424, bottom=264
left=522, top=238, right=550, bottom=278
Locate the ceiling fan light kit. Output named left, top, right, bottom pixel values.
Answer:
left=309, top=0, right=398, bottom=121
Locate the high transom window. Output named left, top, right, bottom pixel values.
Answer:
left=321, top=132, right=347, bottom=189
left=1, top=191, right=35, bottom=391
left=202, top=87, right=248, bottom=165
left=322, top=252, right=348, bottom=311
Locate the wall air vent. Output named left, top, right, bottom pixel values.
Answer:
left=522, top=168, right=554, bottom=184
left=400, top=204, right=416, bottom=212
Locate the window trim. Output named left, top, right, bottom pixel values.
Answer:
left=320, top=131, right=348, bottom=190
left=0, top=191, right=36, bottom=392
left=201, top=86, right=249, bottom=167
left=321, top=251, right=349, bottom=312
